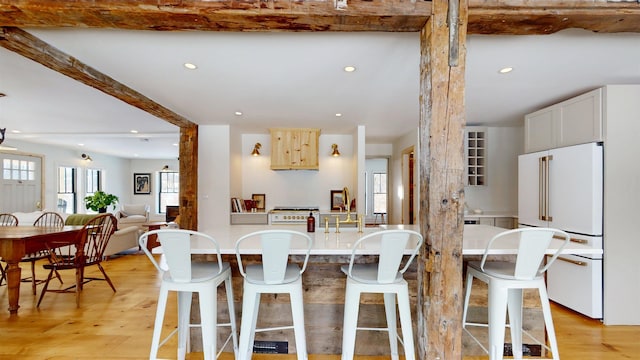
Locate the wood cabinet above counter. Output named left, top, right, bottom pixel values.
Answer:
left=270, top=128, right=320, bottom=170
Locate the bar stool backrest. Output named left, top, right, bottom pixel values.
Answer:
left=140, top=229, right=223, bottom=283
left=479, top=227, right=571, bottom=280
left=345, top=229, right=423, bottom=284
left=235, top=229, right=313, bottom=285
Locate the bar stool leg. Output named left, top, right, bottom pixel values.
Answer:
left=238, top=284, right=260, bottom=360
left=290, top=283, right=308, bottom=360
left=462, top=271, right=474, bottom=327
left=341, top=280, right=360, bottom=360
left=397, top=286, right=416, bottom=360
left=488, top=284, right=508, bottom=360
left=383, top=293, right=399, bottom=360
left=200, top=286, right=217, bottom=360
left=177, top=291, right=192, bottom=360
left=507, top=288, right=523, bottom=359
left=150, top=285, right=169, bottom=360
left=538, top=284, right=560, bottom=359
left=224, top=276, right=239, bottom=354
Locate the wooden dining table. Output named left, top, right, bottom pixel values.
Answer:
left=0, top=225, right=83, bottom=314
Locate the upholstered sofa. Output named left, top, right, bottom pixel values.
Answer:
left=64, top=214, right=141, bottom=257
left=114, top=204, right=149, bottom=230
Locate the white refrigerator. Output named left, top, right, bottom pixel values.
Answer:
left=518, top=142, right=603, bottom=319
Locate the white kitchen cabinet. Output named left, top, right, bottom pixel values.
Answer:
left=558, top=88, right=603, bottom=147
left=524, top=88, right=603, bottom=153
left=463, top=215, right=515, bottom=229
left=524, top=107, right=556, bottom=153
left=230, top=213, right=268, bottom=225
left=494, top=217, right=514, bottom=229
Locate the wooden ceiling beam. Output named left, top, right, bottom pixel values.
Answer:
left=468, top=0, right=640, bottom=34
left=2, top=1, right=640, bottom=34
left=0, top=0, right=432, bottom=32
left=0, top=26, right=194, bottom=129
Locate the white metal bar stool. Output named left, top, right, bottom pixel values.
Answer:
left=139, top=229, right=238, bottom=360
left=234, top=230, right=313, bottom=360
left=340, top=229, right=423, bottom=360
left=462, top=227, right=570, bottom=360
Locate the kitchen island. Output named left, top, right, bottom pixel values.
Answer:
left=150, top=224, right=601, bottom=355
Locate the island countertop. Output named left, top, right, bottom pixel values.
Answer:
left=152, top=224, right=602, bottom=257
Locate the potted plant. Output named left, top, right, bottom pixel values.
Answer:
left=84, top=191, right=119, bottom=213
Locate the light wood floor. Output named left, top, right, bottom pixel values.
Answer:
left=1, top=251, right=637, bottom=359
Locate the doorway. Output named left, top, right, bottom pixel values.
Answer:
left=401, top=146, right=415, bottom=225
left=365, top=157, right=389, bottom=225
left=0, top=152, right=43, bottom=213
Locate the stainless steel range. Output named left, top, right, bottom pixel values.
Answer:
left=268, top=206, right=319, bottom=225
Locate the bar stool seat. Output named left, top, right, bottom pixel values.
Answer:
left=340, top=229, right=423, bottom=360
left=139, top=229, right=238, bottom=360
left=235, top=230, right=313, bottom=360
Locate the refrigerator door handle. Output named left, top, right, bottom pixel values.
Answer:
left=555, top=256, right=588, bottom=267
left=539, top=156, right=544, bottom=220
left=552, top=234, right=589, bottom=244
left=545, top=155, right=553, bottom=222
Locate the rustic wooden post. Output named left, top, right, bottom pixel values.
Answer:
left=179, top=124, right=198, bottom=230
left=417, top=0, right=468, bottom=358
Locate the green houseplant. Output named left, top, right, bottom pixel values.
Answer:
left=84, top=191, right=119, bottom=213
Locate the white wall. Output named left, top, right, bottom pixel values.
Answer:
left=198, top=125, right=231, bottom=231
left=240, top=132, right=355, bottom=211
left=602, top=85, right=640, bottom=325
left=129, top=158, right=179, bottom=218
left=3, top=139, right=130, bottom=213
left=464, top=126, right=523, bottom=214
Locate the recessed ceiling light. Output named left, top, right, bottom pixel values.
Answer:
left=78, top=143, right=85, bottom=147
left=235, top=111, right=243, bottom=116
left=344, top=66, right=356, bottom=72
left=499, top=67, right=514, bottom=74
left=184, top=63, right=198, bottom=70
left=11, top=130, right=21, bottom=134
left=335, top=113, right=343, bottom=117
left=130, top=130, right=138, bottom=134
left=172, top=143, right=178, bottom=147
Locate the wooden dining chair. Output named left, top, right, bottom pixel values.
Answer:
left=0, top=213, right=18, bottom=226
left=18, top=212, right=66, bottom=295
left=0, top=213, right=18, bottom=286
left=37, top=213, right=117, bottom=308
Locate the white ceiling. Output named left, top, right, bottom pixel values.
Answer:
left=1, top=28, right=639, bottom=159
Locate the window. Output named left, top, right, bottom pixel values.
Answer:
left=373, top=172, right=387, bottom=214
left=159, top=171, right=179, bottom=214
left=2, top=158, right=36, bottom=181
left=86, top=168, right=101, bottom=194
left=57, top=166, right=76, bottom=214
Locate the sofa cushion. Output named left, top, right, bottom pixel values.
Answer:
left=120, top=204, right=148, bottom=216
left=119, top=215, right=146, bottom=224
left=64, top=214, right=99, bottom=226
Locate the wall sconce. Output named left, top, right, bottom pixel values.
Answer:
left=81, top=153, right=93, bottom=162
left=331, top=144, right=340, bottom=157
left=251, top=143, right=262, bottom=156
left=161, top=165, right=170, bottom=171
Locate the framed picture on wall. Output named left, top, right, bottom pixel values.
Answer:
left=252, top=193, right=266, bottom=211
left=134, top=173, right=151, bottom=195
left=330, top=190, right=344, bottom=211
